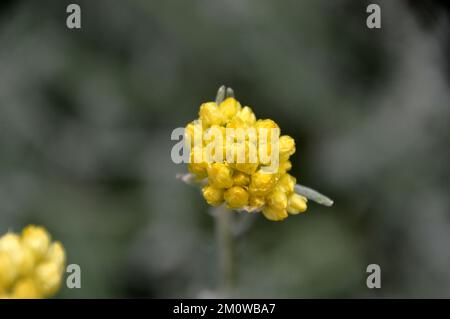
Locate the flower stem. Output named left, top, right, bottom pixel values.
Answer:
left=214, top=205, right=234, bottom=296
left=214, top=86, right=235, bottom=296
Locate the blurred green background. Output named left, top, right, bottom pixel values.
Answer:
left=0, top=0, right=449, bottom=298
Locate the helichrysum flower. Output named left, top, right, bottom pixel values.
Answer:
left=0, top=226, right=65, bottom=299
left=183, top=87, right=316, bottom=221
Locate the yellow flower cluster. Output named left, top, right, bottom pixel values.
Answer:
left=0, top=226, right=65, bottom=299
left=185, top=97, right=308, bottom=221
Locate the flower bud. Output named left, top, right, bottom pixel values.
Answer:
left=255, top=119, right=279, bottom=131
left=279, top=160, right=292, bottom=174
left=219, top=97, right=241, bottom=122
left=277, top=173, right=296, bottom=194
left=287, top=193, right=308, bottom=214
left=0, top=233, right=22, bottom=264
left=185, top=120, right=202, bottom=148
left=202, top=186, right=224, bottom=206
left=279, top=135, right=295, bottom=158
left=262, top=206, right=288, bottom=221
left=249, top=196, right=265, bottom=208
left=199, top=102, right=223, bottom=127
left=256, top=120, right=279, bottom=164
left=11, top=278, right=40, bottom=299
left=235, top=106, right=256, bottom=126
left=204, top=125, right=226, bottom=144
left=188, top=163, right=208, bottom=179
left=34, top=262, right=62, bottom=297
left=45, top=242, right=66, bottom=271
left=188, top=147, right=208, bottom=179
left=207, top=163, right=233, bottom=188
left=224, top=186, right=249, bottom=209
left=232, top=172, right=250, bottom=186
left=0, top=252, right=16, bottom=289
left=249, top=170, right=278, bottom=196
left=266, top=189, right=288, bottom=211
left=21, top=226, right=50, bottom=261
left=232, top=142, right=259, bottom=175
left=0, top=233, right=35, bottom=276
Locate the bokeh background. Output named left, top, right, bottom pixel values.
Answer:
left=1, top=0, right=449, bottom=298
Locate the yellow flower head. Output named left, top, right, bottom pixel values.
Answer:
left=0, top=226, right=66, bottom=299
left=184, top=86, right=310, bottom=221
